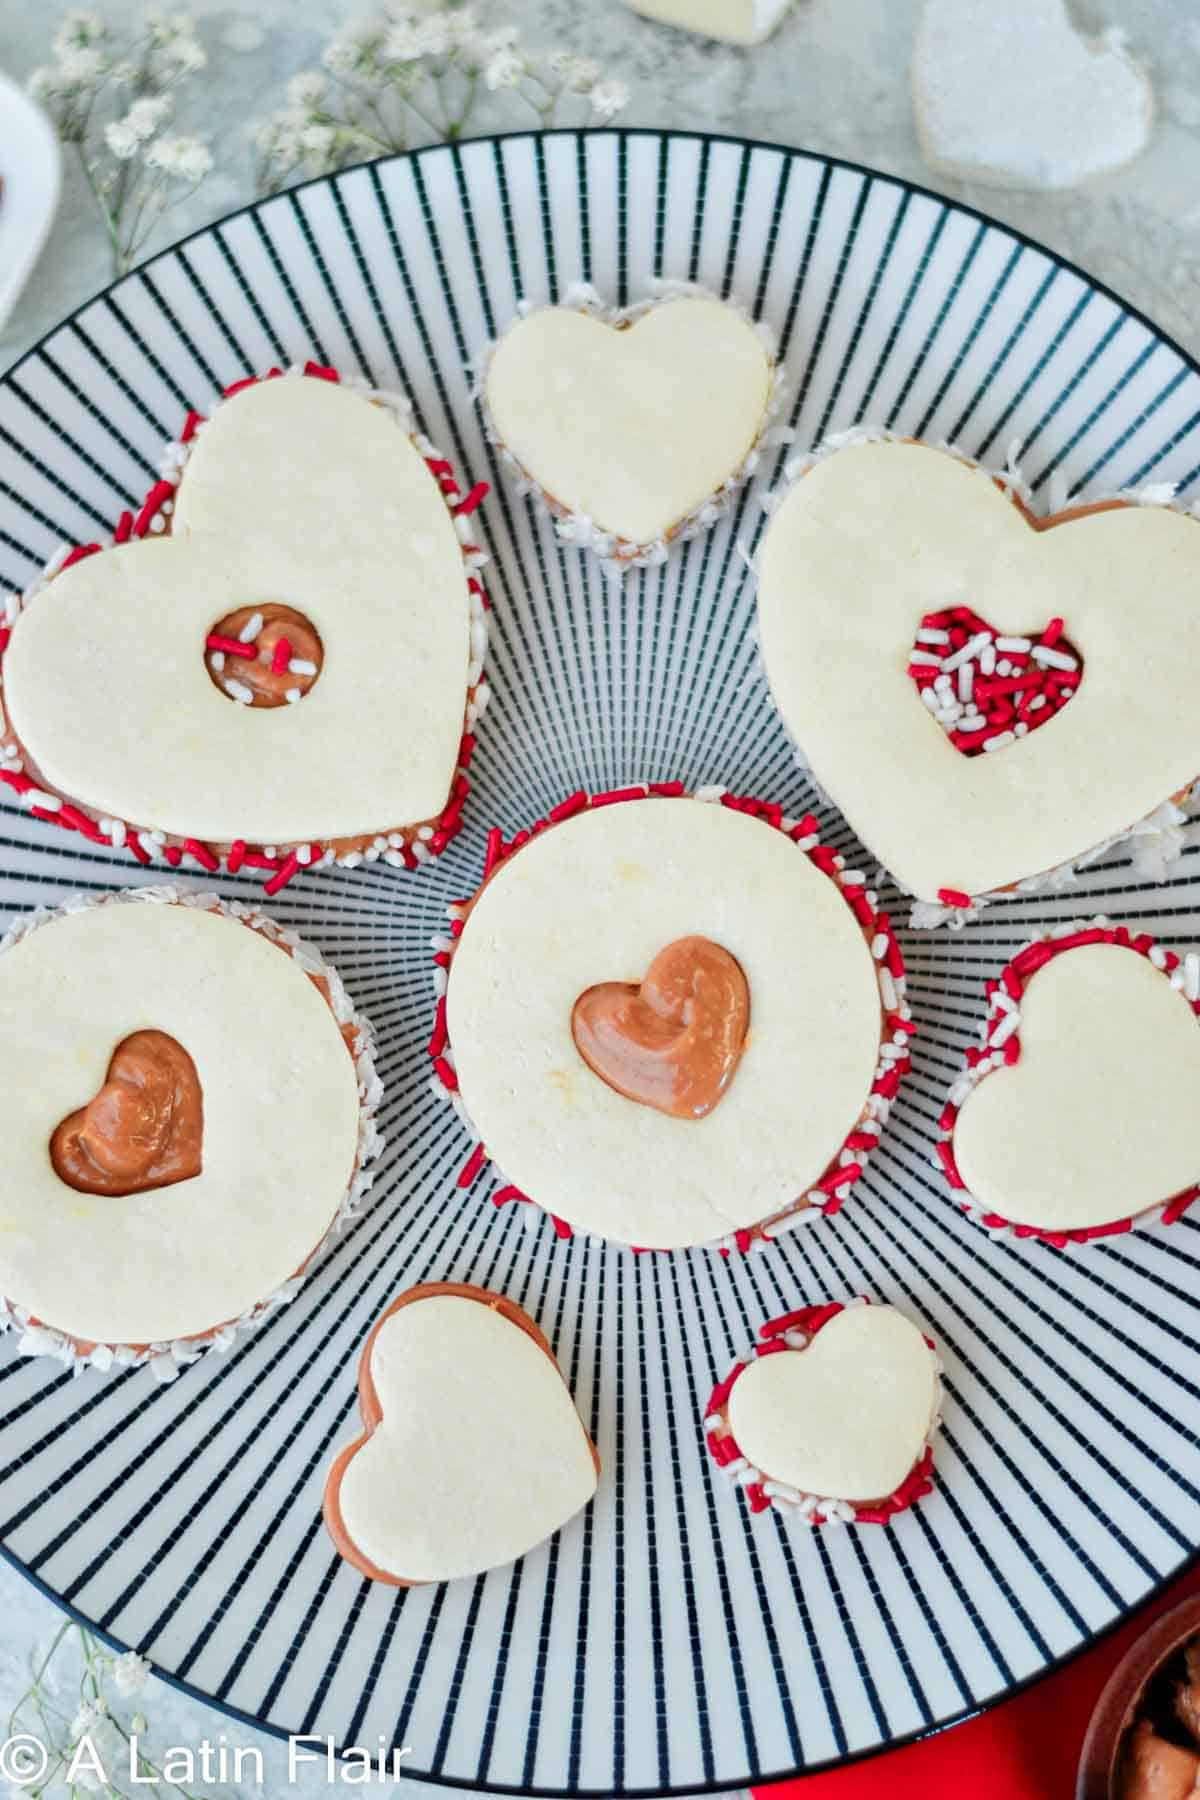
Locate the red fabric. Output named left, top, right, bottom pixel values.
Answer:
left=753, top=1562, right=1200, bottom=1800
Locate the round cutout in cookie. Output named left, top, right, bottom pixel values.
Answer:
left=756, top=436, right=1200, bottom=912
left=439, top=789, right=907, bottom=1250
left=324, top=1284, right=599, bottom=1585
left=705, top=1300, right=942, bottom=1524
left=0, top=368, right=488, bottom=886
left=941, top=924, right=1200, bottom=1243
left=0, top=888, right=381, bottom=1369
left=483, top=288, right=777, bottom=562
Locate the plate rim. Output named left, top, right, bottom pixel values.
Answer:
left=2, top=123, right=1199, bottom=1795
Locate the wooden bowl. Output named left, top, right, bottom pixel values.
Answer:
left=1078, top=1594, right=1200, bottom=1797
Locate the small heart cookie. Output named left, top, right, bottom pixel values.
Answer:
left=483, top=286, right=778, bottom=565
left=433, top=785, right=912, bottom=1252
left=705, top=1301, right=941, bottom=1523
left=0, top=364, right=490, bottom=890
left=939, top=920, right=1200, bottom=1244
left=757, top=436, right=1200, bottom=916
left=0, top=886, right=382, bottom=1373
left=914, top=0, right=1153, bottom=193
left=323, top=1283, right=599, bottom=1585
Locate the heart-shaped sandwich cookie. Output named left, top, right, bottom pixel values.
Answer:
left=705, top=1300, right=941, bottom=1524
left=939, top=920, right=1200, bottom=1244
left=0, top=365, right=490, bottom=890
left=0, top=887, right=382, bottom=1374
left=914, top=0, right=1153, bottom=192
left=757, top=437, right=1200, bottom=916
left=433, top=785, right=911, bottom=1251
left=324, top=1283, right=599, bottom=1585
left=483, top=287, right=778, bottom=564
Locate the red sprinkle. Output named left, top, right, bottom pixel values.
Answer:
left=206, top=634, right=258, bottom=658
left=226, top=839, right=247, bottom=874
left=263, top=852, right=302, bottom=897
left=271, top=636, right=293, bottom=675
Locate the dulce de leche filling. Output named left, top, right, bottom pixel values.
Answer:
left=50, top=1028, right=203, bottom=1197
left=571, top=934, right=750, bottom=1120
left=206, top=602, right=323, bottom=708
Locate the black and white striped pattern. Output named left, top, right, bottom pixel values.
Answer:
left=0, top=129, right=1198, bottom=1793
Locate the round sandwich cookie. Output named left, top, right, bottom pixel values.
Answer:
left=431, top=784, right=911, bottom=1252
left=481, top=283, right=780, bottom=568
left=0, top=363, right=490, bottom=892
left=704, top=1299, right=942, bottom=1525
left=756, top=432, right=1199, bottom=926
left=323, top=1283, right=599, bottom=1585
left=938, top=917, right=1200, bottom=1246
left=0, top=886, right=382, bottom=1377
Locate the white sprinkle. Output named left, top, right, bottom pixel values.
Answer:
left=285, top=687, right=302, bottom=704
left=941, top=631, right=991, bottom=673
left=908, top=649, right=942, bottom=668
left=238, top=611, right=264, bottom=644
left=296, top=844, right=314, bottom=866
left=288, top=658, right=317, bottom=676
left=26, top=788, right=61, bottom=811
left=990, top=1011, right=1021, bottom=1048
left=879, top=967, right=898, bottom=1012
left=209, top=651, right=226, bottom=673
left=921, top=688, right=942, bottom=715
left=1028, top=694, right=1047, bottom=712
left=418, top=825, right=434, bottom=842
left=979, top=643, right=996, bottom=675
left=1184, top=953, right=1200, bottom=1003
left=871, top=932, right=889, bottom=960
left=917, top=627, right=950, bottom=645
left=957, top=663, right=974, bottom=703
left=839, top=868, right=866, bottom=885
left=1014, top=722, right=1029, bottom=737
left=982, top=730, right=1015, bottom=752
left=995, top=636, right=1032, bottom=653
left=1149, top=945, right=1168, bottom=969
left=224, top=678, right=254, bottom=705
left=1031, top=645, right=1078, bottom=671
left=996, top=658, right=1012, bottom=677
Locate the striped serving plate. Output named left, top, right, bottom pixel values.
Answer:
left=0, top=129, right=1198, bottom=1794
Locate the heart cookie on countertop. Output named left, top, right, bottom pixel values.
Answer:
left=323, top=1283, right=599, bottom=1585
left=483, top=287, right=778, bottom=565
left=0, top=365, right=490, bottom=891
left=914, top=0, right=1153, bottom=193
left=756, top=437, right=1200, bottom=916
left=939, top=921, right=1200, bottom=1245
left=705, top=1300, right=942, bottom=1524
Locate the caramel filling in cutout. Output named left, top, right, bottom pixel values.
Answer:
left=51, top=1030, right=203, bottom=1196
left=572, top=935, right=750, bottom=1120
left=206, top=603, right=324, bottom=709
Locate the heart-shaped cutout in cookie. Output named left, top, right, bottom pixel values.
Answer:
left=324, top=1283, right=600, bottom=1585
left=0, top=367, right=488, bottom=887
left=706, top=1301, right=941, bottom=1520
left=941, top=926, right=1200, bottom=1241
left=908, top=605, right=1082, bottom=757
left=757, top=439, right=1200, bottom=906
left=484, top=291, right=776, bottom=559
left=50, top=1029, right=202, bottom=1198
left=914, top=0, right=1153, bottom=192
left=572, top=934, right=750, bottom=1119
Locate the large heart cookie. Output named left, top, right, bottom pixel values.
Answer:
left=323, top=1283, right=599, bottom=1585
left=0, top=366, right=490, bottom=890
left=483, top=288, right=777, bottom=563
left=757, top=438, right=1200, bottom=910
left=705, top=1301, right=941, bottom=1523
left=434, top=786, right=911, bottom=1252
left=0, top=886, right=381, bottom=1373
left=939, top=922, right=1200, bottom=1243
left=913, top=0, right=1153, bottom=192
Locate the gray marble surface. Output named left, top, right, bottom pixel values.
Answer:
left=0, top=1, right=1196, bottom=1792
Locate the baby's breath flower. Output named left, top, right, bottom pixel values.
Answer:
left=112, top=1650, right=152, bottom=1696
left=287, top=69, right=327, bottom=107
left=104, top=118, right=141, bottom=159
left=124, top=93, right=172, bottom=138
left=145, top=131, right=211, bottom=181
left=588, top=78, right=630, bottom=121
left=70, top=1696, right=108, bottom=1737
left=485, top=47, right=525, bottom=90
left=53, top=9, right=108, bottom=58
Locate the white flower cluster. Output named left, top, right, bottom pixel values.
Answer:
left=252, top=1, right=630, bottom=194
left=27, top=8, right=212, bottom=275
